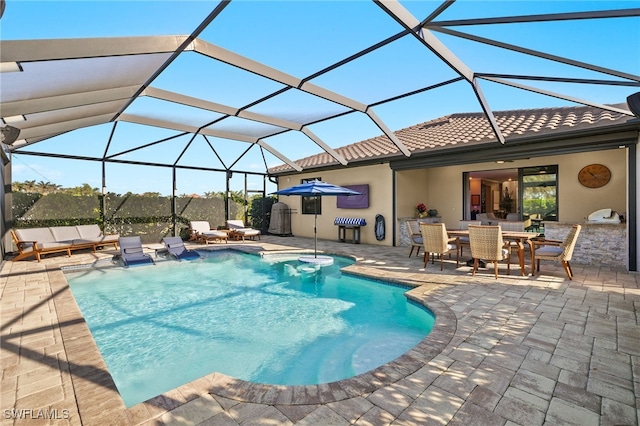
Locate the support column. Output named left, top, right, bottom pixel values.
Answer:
left=172, top=168, right=178, bottom=237
left=101, top=162, right=107, bottom=231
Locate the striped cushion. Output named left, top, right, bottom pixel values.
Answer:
left=334, top=217, right=367, bottom=226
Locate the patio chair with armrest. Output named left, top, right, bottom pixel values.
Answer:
left=405, top=219, right=422, bottom=257
left=468, top=225, right=511, bottom=279
left=118, top=236, right=154, bottom=267
left=532, top=224, right=581, bottom=280
left=162, top=236, right=201, bottom=261
left=420, top=223, right=459, bottom=271
left=475, top=213, right=498, bottom=225
left=457, top=220, right=481, bottom=256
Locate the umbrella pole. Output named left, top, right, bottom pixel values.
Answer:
left=314, top=197, right=318, bottom=257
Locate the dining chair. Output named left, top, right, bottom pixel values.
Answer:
left=420, top=223, right=459, bottom=270
left=499, top=221, right=526, bottom=232
left=405, top=220, right=423, bottom=257
left=468, top=225, right=511, bottom=279
left=532, top=224, right=581, bottom=280
left=457, top=220, right=481, bottom=256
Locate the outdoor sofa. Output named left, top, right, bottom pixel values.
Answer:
left=10, top=224, right=120, bottom=262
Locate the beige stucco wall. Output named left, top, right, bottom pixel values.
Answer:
left=418, top=148, right=627, bottom=231
left=396, top=169, right=429, bottom=219
left=276, top=147, right=629, bottom=248
left=275, top=164, right=394, bottom=246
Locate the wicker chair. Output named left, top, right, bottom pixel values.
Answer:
left=458, top=220, right=481, bottom=256
left=420, top=223, right=459, bottom=270
left=533, top=224, right=581, bottom=280
left=468, top=225, right=511, bottom=279
left=499, top=221, right=526, bottom=232
left=405, top=220, right=423, bottom=257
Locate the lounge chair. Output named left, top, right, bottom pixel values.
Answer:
left=189, top=221, right=228, bottom=244
left=118, top=236, right=154, bottom=267
left=226, top=220, right=261, bottom=241
left=162, top=236, right=201, bottom=261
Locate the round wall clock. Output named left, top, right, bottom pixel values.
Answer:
left=578, top=163, right=611, bottom=188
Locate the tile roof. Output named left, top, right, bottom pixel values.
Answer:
left=269, top=104, right=635, bottom=174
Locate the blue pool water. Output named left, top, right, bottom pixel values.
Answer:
left=66, top=250, right=435, bottom=407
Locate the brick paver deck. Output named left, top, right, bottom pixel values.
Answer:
left=1, top=235, right=638, bottom=425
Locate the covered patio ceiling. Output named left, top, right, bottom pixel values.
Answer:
left=1, top=0, right=639, bottom=183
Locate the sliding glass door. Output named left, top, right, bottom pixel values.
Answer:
left=521, top=165, right=558, bottom=221
left=465, top=165, right=558, bottom=224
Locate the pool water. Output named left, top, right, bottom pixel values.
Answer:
left=66, top=250, right=435, bottom=407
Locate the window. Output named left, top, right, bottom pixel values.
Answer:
left=301, top=177, right=321, bottom=215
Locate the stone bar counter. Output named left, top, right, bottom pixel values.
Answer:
left=543, top=221, right=627, bottom=269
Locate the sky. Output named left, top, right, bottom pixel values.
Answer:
left=2, top=0, right=639, bottom=196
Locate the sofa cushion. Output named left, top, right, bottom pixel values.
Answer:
left=50, top=226, right=82, bottom=242
left=76, top=224, right=102, bottom=239
left=76, top=224, right=119, bottom=243
left=39, top=241, right=75, bottom=250
left=15, top=228, right=57, bottom=244
left=535, top=246, right=563, bottom=257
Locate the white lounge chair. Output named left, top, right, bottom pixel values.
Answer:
left=189, top=221, right=228, bottom=244
left=226, top=220, right=261, bottom=241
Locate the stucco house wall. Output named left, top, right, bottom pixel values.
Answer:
left=270, top=103, right=638, bottom=270
left=276, top=164, right=394, bottom=246
left=276, top=148, right=628, bottom=250
left=421, top=148, right=627, bottom=231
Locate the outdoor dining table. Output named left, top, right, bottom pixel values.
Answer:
left=447, top=229, right=540, bottom=276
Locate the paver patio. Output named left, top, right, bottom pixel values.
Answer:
left=1, top=235, right=638, bottom=425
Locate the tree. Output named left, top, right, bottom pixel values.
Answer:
left=64, top=183, right=99, bottom=196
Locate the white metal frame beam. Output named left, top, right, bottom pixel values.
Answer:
left=375, top=0, right=506, bottom=143
left=193, top=38, right=411, bottom=157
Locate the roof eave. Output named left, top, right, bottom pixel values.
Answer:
left=269, top=119, right=640, bottom=175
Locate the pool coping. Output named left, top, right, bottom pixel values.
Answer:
left=52, top=247, right=457, bottom=423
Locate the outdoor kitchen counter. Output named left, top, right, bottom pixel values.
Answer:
left=543, top=221, right=627, bottom=269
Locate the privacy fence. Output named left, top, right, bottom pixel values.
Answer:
left=11, top=193, right=275, bottom=244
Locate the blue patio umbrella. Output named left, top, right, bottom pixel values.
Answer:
left=271, top=180, right=361, bottom=257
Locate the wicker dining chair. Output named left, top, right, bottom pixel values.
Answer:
left=457, top=220, right=481, bottom=256
left=468, top=225, right=511, bottom=279
left=405, top=219, right=423, bottom=257
left=499, top=221, right=527, bottom=232
left=420, top=223, right=459, bottom=270
left=533, top=224, right=581, bottom=280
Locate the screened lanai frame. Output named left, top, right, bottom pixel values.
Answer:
left=1, top=1, right=639, bottom=234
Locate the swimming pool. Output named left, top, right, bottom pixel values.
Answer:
left=66, top=250, right=435, bottom=407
